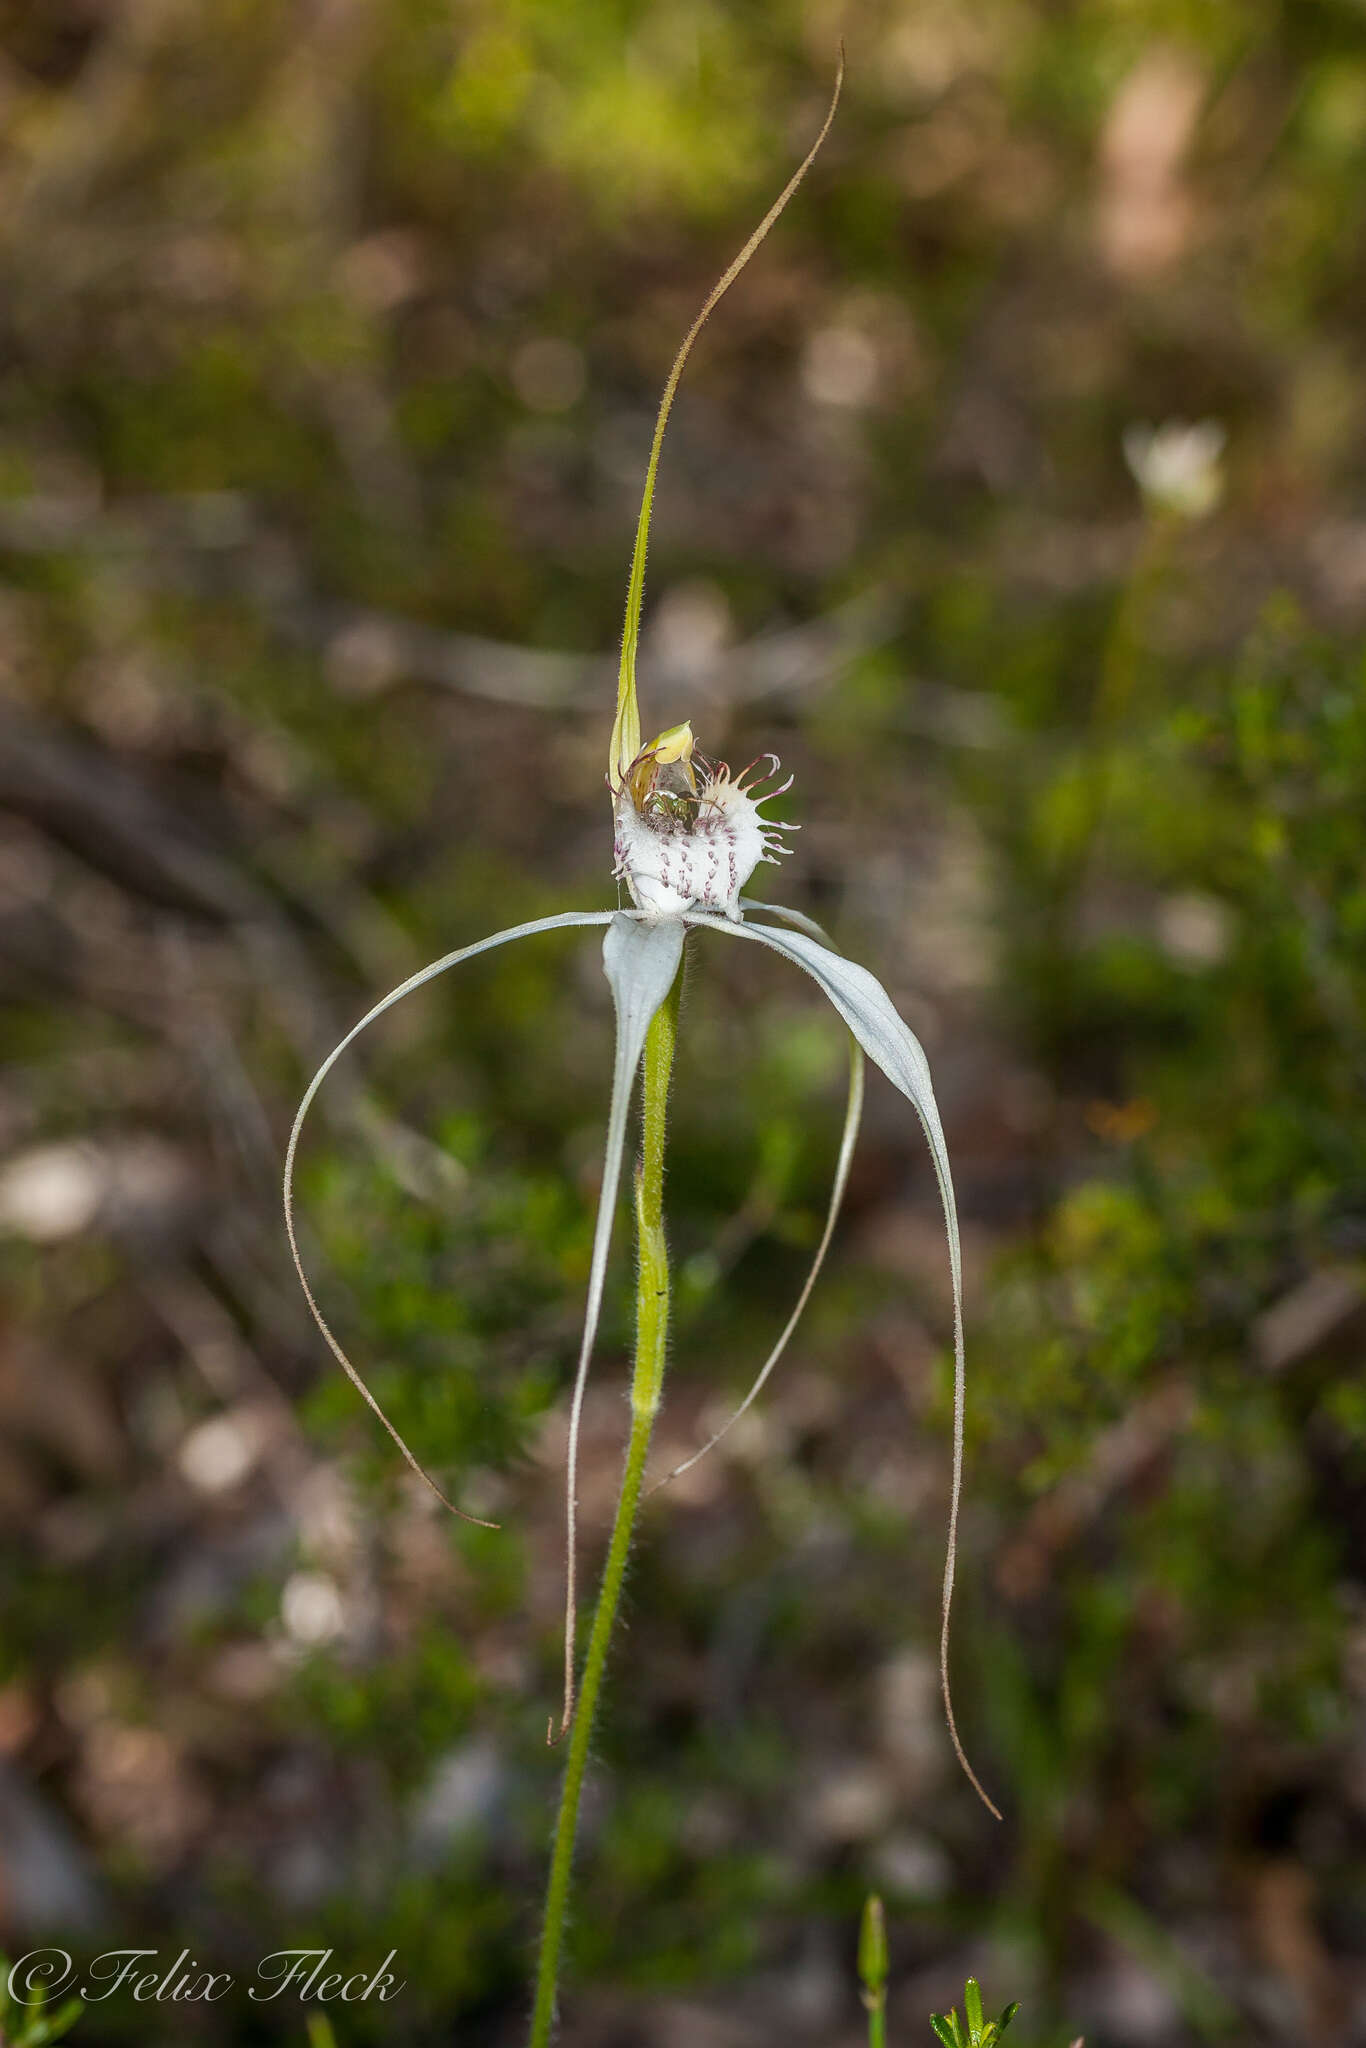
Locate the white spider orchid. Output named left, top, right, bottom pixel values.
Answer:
left=283, top=59, right=999, bottom=1906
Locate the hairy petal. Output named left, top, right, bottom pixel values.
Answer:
left=650, top=1030, right=863, bottom=1493
left=686, top=911, right=1001, bottom=1819
left=284, top=911, right=615, bottom=1525
left=736, top=895, right=836, bottom=946
left=556, top=912, right=685, bottom=1736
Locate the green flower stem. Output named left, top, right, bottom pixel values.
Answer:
left=529, top=960, right=682, bottom=2047
left=859, top=1895, right=888, bottom=2048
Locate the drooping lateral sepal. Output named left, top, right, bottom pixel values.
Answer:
left=654, top=1029, right=863, bottom=1492
left=683, top=908, right=1000, bottom=1819
left=554, top=911, right=685, bottom=1735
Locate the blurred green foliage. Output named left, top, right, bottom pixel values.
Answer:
left=3, top=0, right=1366, bottom=2043
left=0, top=1956, right=84, bottom=2048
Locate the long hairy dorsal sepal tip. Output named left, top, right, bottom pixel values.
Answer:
left=283, top=912, right=616, bottom=1535
left=610, top=54, right=844, bottom=786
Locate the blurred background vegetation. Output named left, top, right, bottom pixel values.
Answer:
left=1, top=1, right=1365, bottom=2042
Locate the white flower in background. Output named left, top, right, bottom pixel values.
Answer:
left=280, top=1569, right=345, bottom=1647
left=178, top=1408, right=263, bottom=1494
left=284, top=57, right=997, bottom=1819
left=1122, top=417, right=1226, bottom=518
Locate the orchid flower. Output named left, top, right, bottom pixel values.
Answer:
left=283, top=54, right=997, bottom=2045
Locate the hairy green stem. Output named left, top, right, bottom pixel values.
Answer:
left=528, top=964, right=681, bottom=2046
left=859, top=1894, right=888, bottom=2048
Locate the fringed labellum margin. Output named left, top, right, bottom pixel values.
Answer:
left=612, top=723, right=797, bottom=923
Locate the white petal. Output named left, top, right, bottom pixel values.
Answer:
left=737, top=895, right=835, bottom=946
